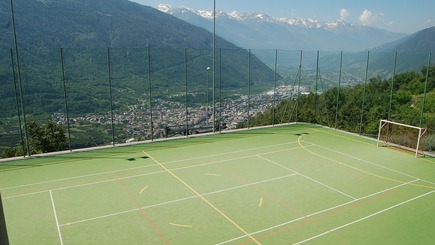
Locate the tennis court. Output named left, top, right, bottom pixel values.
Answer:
left=1, top=124, right=434, bottom=244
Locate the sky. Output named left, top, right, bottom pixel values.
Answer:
left=130, top=0, right=435, bottom=34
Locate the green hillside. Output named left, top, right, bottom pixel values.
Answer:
left=0, top=0, right=278, bottom=155
left=1, top=0, right=233, bottom=49
left=248, top=66, right=435, bottom=151
left=0, top=0, right=276, bottom=116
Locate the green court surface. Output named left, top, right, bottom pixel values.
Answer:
left=1, top=124, right=434, bottom=244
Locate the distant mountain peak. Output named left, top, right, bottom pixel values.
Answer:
left=157, top=3, right=406, bottom=51
left=157, top=3, right=172, bottom=13
left=158, top=4, right=359, bottom=31
left=158, top=3, right=225, bottom=19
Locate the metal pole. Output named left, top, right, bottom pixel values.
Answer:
left=212, top=0, right=216, bottom=133
left=315, top=50, right=320, bottom=123
left=184, top=48, right=188, bottom=137
left=247, top=49, right=251, bottom=128
left=60, top=48, right=72, bottom=151
left=219, top=48, right=222, bottom=132
left=273, top=49, right=278, bottom=126
left=206, top=67, right=210, bottom=126
left=295, top=50, right=303, bottom=123
left=359, top=51, right=370, bottom=136
left=10, top=48, right=25, bottom=157
left=420, top=53, right=431, bottom=128
left=335, top=51, right=343, bottom=129
left=107, top=48, right=115, bottom=146
left=147, top=48, right=153, bottom=141
left=10, top=0, right=30, bottom=156
left=0, top=192, right=10, bottom=245
left=388, top=52, right=397, bottom=121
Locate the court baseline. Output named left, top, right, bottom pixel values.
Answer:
left=1, top=141, right=300, bottom=192
left=4, top=143, right=313, bottom=200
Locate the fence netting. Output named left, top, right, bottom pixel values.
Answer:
left=0, top=48, right=433, bottom=158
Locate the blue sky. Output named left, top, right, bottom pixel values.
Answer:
left=131, top=0, right=435, bottom=34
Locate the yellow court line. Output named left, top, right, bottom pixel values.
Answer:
left=139, top=186, right=148, bottom=194
left=297, top=134, right=435, bottom=190
left=310, top=128, right=374, bottom=146
left=143, top=151, right=261, bottom=245
left=0, top=165, right=33, bottom=172
left=169, top=222, right=192, bottom=228
left=258, top=197, right=263, bottom=208
left=205, top=173, right=222, bottom=176
left=313, top=128, right=435, bottom=164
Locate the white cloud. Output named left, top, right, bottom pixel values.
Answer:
left=359, top=10, right=374, bottom=25
left=359, top=9, right=384, bottom=26
left=340, top=8, right=350, bottom=21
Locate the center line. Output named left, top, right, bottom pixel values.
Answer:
left=143, top=151, right=262, bottom=245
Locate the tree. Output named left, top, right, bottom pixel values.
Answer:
left=1, top=120, right=68, bottom=158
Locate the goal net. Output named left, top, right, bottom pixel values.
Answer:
left=377, top=119, right=427, bottom=157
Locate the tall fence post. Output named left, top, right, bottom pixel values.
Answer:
left=295, top=50, right=303, bottom=123
left=420, top=53, right=432, bottom=128
left=184, top=48, right=189, bottom=137
left=273, top=49, right=278, bottom=126
left=315, top=50, right=320, bottom=124
left=10, top=49, right=25, bottom=157
left=335, top=51, right=343, bottom=129
left=218, top=48, right=222, bottom=132
left=247, top=49, right=251, bottom=128
left=147, top=48, right=153, bottom=141
left=388, top=52, right=398, bottom=121
left=107, top=48, right=115, bottom=146
left=60, top=48, right=72, bottom=151
left=10, top=0, right=30, bottom=156
left=359, top=51, right=370, bottom=135
left=212, top=0, right=216, bottom=133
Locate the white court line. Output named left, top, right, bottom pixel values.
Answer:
left=306, top=140, right=435, bottom=187
left=293, top=189, right=435, bottom=244
left=49, top=190, right=64, bottom=245
left=164, top=141, right=298, bottom=165
left=215, top=179, right=420, bottom=245
left=1, top=141, right=298, bottom=192
left=59, top=173, right=298, bottom=227
left=0, top=165, right=149, bottom=191
left=257, top=155, right=357, bottom=200
left=4, top=145, right=306, bottom=200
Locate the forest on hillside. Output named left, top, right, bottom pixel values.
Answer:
left=247, top=66, right=435, bottom=151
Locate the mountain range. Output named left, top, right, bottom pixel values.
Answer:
left=0, top=0, right=235, bottom=49
left=0, top=0, right=276, bottom=116
left=373, top=26, right=435, bottom=53
left=157, top=3, right=435, bottom=73
left=158, top=4, right=407, bottom=51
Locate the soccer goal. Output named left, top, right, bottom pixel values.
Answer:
left=377, top=119, right=427, bottom=157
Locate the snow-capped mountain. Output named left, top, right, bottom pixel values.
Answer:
left=158, top=4, right=406, bottom=51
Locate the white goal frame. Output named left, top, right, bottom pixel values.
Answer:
left=377, top=119, right=427, bottom=157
